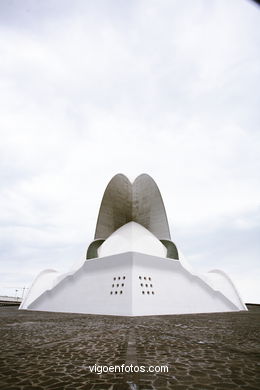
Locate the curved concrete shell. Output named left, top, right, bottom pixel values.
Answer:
left=132, top=174, right=171, bottom=240
left=160, top=239, right=179, bottom=260
left=86, top=239, right=105, bottom=260
left=94, top=173, right=171, bottom=240
left=94, top=174, right=132, bottom=240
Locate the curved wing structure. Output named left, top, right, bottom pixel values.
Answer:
left=94, top=174, right=132, bottom=240
left=95, top=173, right=171, bottom=240
left=133, top=174, right=171, bottom=240
left=20, top=269, right=59, bottom=310
left=160, top=239, right=179, bottom=259
left=86, top=239, right=105, bottom=259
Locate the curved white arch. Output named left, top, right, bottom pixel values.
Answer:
left=206, top=269, right=247, bottom=310
left=20, top=269, right=59, bottom=310
left=177, top=251, right=246, bottom=310
left=98, top=221, right=167, bottom=258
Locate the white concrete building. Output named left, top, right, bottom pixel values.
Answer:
left=20, top=174, right=247, bottom=315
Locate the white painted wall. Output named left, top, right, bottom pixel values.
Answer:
left=131, top=253, right=240, bottom=316
left=20, top=269, right=59, bottom=310
left=98, top=222, right=167, bottom=258
left=27, top=253, right=133, bottom=316
left=23, top=252, right=246, bottom=316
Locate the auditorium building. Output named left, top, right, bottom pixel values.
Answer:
left=20, top=174, right=247, bottom=315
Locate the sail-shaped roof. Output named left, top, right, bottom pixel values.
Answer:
left=94, top=173, right=171, bottom=240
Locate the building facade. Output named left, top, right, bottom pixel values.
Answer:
left=20, top=174, right=247, bottom=315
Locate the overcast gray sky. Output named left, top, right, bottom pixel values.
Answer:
left=0, top=0, right=259, bottom=303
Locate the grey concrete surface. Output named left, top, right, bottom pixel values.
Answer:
left=94, top=174, right=171, bottom=241
left=0, top=306, right=259, bottom=389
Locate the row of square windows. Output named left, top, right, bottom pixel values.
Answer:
left=111, top=283, right=153, bottom=288
left=112, top=276, right=152, bottom=281
left=112, top=283, right=124, bottom=288
left=110, top=291, right=123, bottom=295
left=110, top=290, right=155, bottom=295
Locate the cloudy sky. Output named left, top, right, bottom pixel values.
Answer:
left=0, top=0, right=259, bottom=303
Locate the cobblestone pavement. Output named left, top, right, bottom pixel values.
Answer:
left=0, top=306, right=259, bottom=390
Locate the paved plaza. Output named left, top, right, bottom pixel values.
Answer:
left=0, top=306, right=259, bottom=390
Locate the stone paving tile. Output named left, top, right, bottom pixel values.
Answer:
left=0, top=306, right=259, bottom=389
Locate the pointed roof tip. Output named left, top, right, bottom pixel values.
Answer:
left=109, top=173, right=155, bottom=184
left=107, top=173, right=132, bottom=183
left=133, top=173, right=159, bottom=184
